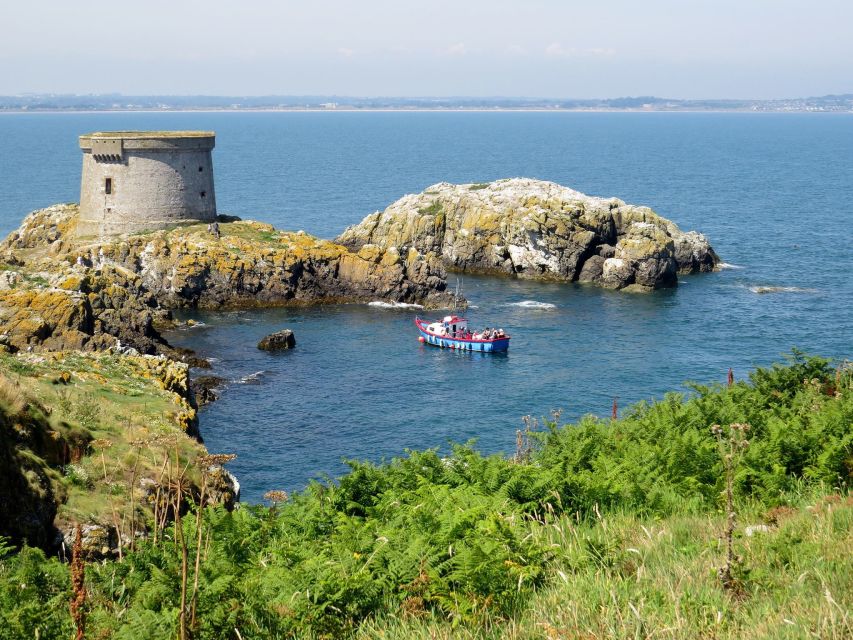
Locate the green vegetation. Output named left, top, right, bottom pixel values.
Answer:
left=418, top=201, right=444, bottom=216
left=25, top=274, right=49, bottom=287
left=468, top=183, right=491, bottom=190
left=0, top=352, right=206, bottom=534
left=217, top=222, right=283, bottom=244
left=0, top=354, right=850, bottom=639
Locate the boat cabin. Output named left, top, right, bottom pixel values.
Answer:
left=425, top=315, right=468, bottom=337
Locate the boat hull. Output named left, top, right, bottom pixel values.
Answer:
left=415, top=318, right=510, bottom=353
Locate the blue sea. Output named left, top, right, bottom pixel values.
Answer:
left=1, top=112, right=851, bottom=501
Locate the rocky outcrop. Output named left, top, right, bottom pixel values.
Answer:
left=190, top=375, right=226, bottom=407
left=0, top=350, right=235, bottom=555
left=0, top=205, right=454, bottom=355
left=338, top=179, right=719, bottom=292
left=0, top=267, right=170, bottom=355
left=0, top=389, right=66, bottom=549
left=258, top=329, right=296, bottom=351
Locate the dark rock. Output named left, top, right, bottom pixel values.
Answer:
left=597, top=244, right=616, bottom=258
left=191, top=375, right=226, bottom=407
left=205, top=467, right=240, bottom=510
left=673, top=232, right=720, bottom=273
left=578, top=255, right=605, bottom=283
left=258, top=329, right=296, bottom=351
left=171, top=346, right=212, bottom=369
left=60, top=523, right=119, bottom=561
left=0, top=399, right=62, bottom=549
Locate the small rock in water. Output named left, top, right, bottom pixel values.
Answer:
left=191, top=375, right=226, bottom=407
left=258, top=329, right=296, bottom=351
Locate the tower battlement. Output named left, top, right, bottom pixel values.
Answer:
left=77, top=131, right=217, bottom=236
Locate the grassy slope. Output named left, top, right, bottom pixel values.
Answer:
left=0, top=351, right=205, bottom=533
left=357, top=493, right=852, bottom=639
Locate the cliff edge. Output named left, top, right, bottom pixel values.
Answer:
left=0, top=350, right=236, bottom=556
left=338, top=178, right=719, bottom=291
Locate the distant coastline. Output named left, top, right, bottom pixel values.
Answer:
left=2, top=93, right=852, bottom=113
left=3, top=108, right=853, bottom=115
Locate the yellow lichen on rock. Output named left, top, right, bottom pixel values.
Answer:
left=0, top=200, right=457, bottom=355
left=338, top=178, right=719, bottom=291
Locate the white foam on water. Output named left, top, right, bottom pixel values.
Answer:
left=235, top=370, right=266, bottom=384
left=368, top=301, right=424, bottom=310
left=749, top=286, right=817, bottom=295
left=508, top=300, right=557, bottom=309
left=718, top=262, right=745, bottom=270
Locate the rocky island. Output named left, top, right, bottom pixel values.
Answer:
left=0, top=204, right=452, bottom=356
left=339, top=178, right=719, bottom=292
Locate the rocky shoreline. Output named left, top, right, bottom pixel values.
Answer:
left=0, top=204, right=454, bottom=357
left=339, top=178, right=719, bottom=292
left=0, top=182, right=720, bottom=356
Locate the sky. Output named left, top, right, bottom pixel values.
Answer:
left=1, top=0, right=851, bottom=99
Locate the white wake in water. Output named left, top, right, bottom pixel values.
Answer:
left=718, top=262, right=745, bottom=270
left=368, top=301, right=424, bottom=310
left=508, top=300, right=557, bottom=309
left=749, top=286, right=817, bottom=294
left=235, top=371, right=267, bottom=384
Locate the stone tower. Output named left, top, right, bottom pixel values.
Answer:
left=77, top=131, right=217, bottom=236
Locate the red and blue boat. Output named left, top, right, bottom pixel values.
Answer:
left=415, top=315, right=510, bottom=353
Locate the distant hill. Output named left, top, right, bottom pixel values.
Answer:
left=1, top=93, right=852, bottom=112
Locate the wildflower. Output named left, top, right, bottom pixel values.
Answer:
left=263, top=489, right=288, bottom=504
left=90, top=438, right=112, bottom=451
left=198, top=453, right=237, bottom=467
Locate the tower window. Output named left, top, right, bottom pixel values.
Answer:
left=200, top=191, right=206, bottom=198
left=105, top=178, right=112, bottom=194
left=198, top=166, right=204, bottom=172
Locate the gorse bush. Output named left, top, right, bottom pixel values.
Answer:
left=0, top=355, right=850, bottom=639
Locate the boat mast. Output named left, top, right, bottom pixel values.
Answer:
left=452, top=277, right=468, bottom=313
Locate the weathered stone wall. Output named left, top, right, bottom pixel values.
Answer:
left=77, top=133, right=217, bottom=236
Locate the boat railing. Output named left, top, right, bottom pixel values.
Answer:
left=415, top=318, right=510, bottom=343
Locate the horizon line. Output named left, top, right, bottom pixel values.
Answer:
left=3, top=92, right=853, bottom=102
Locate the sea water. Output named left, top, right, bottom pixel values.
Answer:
left=1, top=112, right=851, bottom=501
